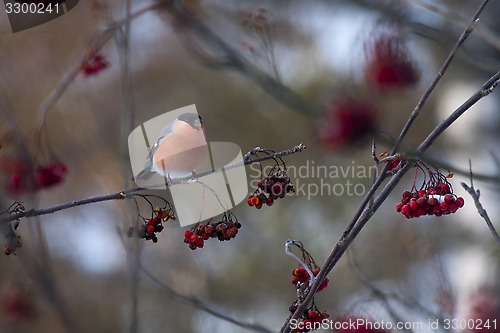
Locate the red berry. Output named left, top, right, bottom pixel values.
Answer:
left=195, top=238, right=204, bottom=248
left=456, top=197, right=465, bottom=208
left=409, top=201, right=418, bottom=211
left=190, top=234, right=198, bottom=243
left=417, top=190, right=426, bottom=197
left=266, top=198, right=274, bottom=206
left=226, top=227, right=238, bottom=238
left=428, top=197, right=438, bottom=206
left=81, top=53, right=109, bottom=76
left=247, top=195, right=255, bottom=206
left=416, top=208, right=427, bottom=217
left=395, top=203, right=403, bottom=212
left=449, top=203, right=458, bottom=213
left=293, top=267, right=305, bottom=276
left=416, top=197, right=427, bottom=206
left=440, top=183, right=451, bottom=194
left=146, top=225, right=155, bottom=234
left=308, top=311, right=318, bottom=319
left=272, top=183, right=284, bottom=197
left=440, top=202, right=449, bottom=211
left=317, top=277, right=329, bottom=293
left=401, top=204, right=410, bottom=214
left=444, top=194, right=454, bottom=204
left=184, top=230, right=193, bottom=239
left=387, top=159, right=400, bottom=171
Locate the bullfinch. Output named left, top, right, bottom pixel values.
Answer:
left=135, top=113, right=208, bottom=180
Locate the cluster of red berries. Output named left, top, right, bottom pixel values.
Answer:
left=396, top=182, right=465, bottom=219
left=365, top=29, right=419, bottom=90
left=81, top=52, right=108, bottom=76
left=287, top=241, right=330, bottom=332
left=34, top=162, right=67, bottom=189
left=128, top=206, right=175, bottom=243
left=292, top=267, right=329, bottom=293
left=290, top=308, right=329, bottom=333
left=318, top=98, right=377, bottom=150
left=1, top=158, right=67, bottom=196
left=248, top=173, right=294, bottom=209
left=184, top=213, right=241, bottom=250
left=2, top=287, right=37, bottom=322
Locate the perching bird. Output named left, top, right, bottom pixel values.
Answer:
left=135, top=113, right=208, bottom=180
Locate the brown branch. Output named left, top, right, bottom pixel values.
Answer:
left=282, top=67, right=500, bottom=333
left=139, top=264, right=273, bottom=333
left=35, top=2, right=162, bottom=133
left=461, top=161, right=500, bottom=244
left=167, top=0, right=322, bottom=117
left=281, top=1, right=495, bottom=331
left=392, top=0, right=490, bottom=153
left=1, top=144, right=305, bottom=224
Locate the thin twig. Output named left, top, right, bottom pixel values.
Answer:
left=461, top=160, right=500, bottom=244
left=392, top=0, right=490, bottom=153
left=346, top=251, right=412, bottom=333
left=406, top=0, right=500, bottom=51
left=138, top=264, right=274, bottom=333
left=115, top=0, right=141, bottom=332
left=417, top=70, right=500, bottom=152
left=168, top=0, right=321, bottom=117
left=281, top=1, right=495, bottom=330
left=285, top=240, right=315, bottom=286
left=0, top=144, right=305, bottom=224
left=284, top=68, right=500, bottom=331
left=35, top=1, right=162, bottom=132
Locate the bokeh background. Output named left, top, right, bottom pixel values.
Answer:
left=0, top=0, right=499, bottom=332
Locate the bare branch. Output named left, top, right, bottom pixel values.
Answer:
left=35, top=2, right=162, bottom=132
left=0, top=144, right=305, bottom=224
left=392, top=0, right=490, bottom=153
left=461, top=161, right=500, bottom=244
left=138, top=264, right=274, bottom=333
left=346, top=251, right=412, bottom=333
left=167, top=1, right=322, bottom=117
left=281, top=1, right=495, bottom=331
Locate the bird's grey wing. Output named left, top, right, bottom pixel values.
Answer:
left=135, top=122, right=174, bottom=180
left=157, top=121, right=174, bottom=139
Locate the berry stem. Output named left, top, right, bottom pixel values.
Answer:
left=285, top=240, right=316, bottom=286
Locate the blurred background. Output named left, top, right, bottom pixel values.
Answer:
left=0, top=0, right=499, bottom=332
